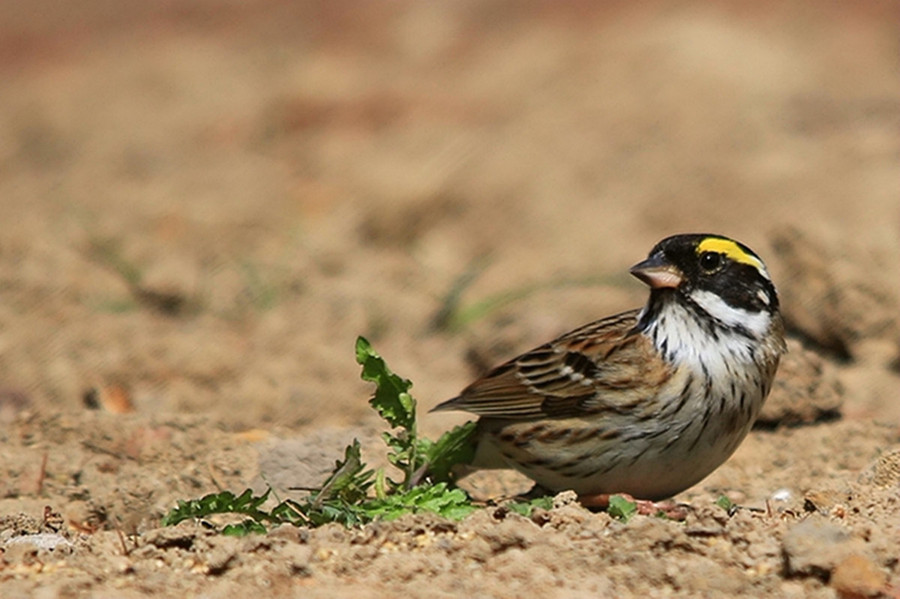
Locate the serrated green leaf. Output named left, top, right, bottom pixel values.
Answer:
left=162, top=488, right=279, bottom=529
left=161, top=501, right=191, bottom=526
left=233, top=488, right=270, bottom=511
left=203, top=491, right=234, bottom=513
left=440, top=503, right=478, bottom=520
left=356, top=336, right=416, bottom=431
left=356, top=336, right=425, bottom=487
left=270, top=501, right=303, bottom=523
left=506, top=495, right=554, bottom=517
left=424, top=421, right=477, bottom=483
left=313, top=439, right=373, bottom=505
left=716, top=495, right=734, bottom=512
left=356, top=482, right=475, bottom=521
left=222, top=520, right=268, bottom=536
left=608, top=495, right=638, bottom=523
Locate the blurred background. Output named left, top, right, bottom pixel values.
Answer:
left=0, top=0, right=897, bottom=434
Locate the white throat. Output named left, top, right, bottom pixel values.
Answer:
left=641, top=296, right=771, bottom=376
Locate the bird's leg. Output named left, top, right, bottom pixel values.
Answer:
left=578, top=492, right=690, bottom=521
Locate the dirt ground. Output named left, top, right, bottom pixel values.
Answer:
left=1, top=1, right=898, bottom=597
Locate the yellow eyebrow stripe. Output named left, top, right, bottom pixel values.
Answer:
left=696, top=238, right=766, bottom=273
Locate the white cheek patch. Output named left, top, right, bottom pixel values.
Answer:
left=690, top=289, right=771, bottom=337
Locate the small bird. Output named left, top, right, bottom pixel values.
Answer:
left=433, top=234, right=786, bottom=506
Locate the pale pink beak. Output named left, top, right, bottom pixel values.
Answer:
left=630, top=254, right=683, bottom=289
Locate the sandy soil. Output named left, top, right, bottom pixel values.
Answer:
left=0, top=2, right=898, bottom=597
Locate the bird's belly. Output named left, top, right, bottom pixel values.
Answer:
left=482, top=407, right=757, bottom=501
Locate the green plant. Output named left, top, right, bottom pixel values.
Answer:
left=607, top=495, right=638, bottom=523
left=506, top=496, right=555, bottom=517
left=715, top=495, right=734, bottom=512
left=355, top=337, right=476, bottom=492
left=163, top=337, right=478, bottom=533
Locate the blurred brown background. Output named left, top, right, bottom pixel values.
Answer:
left=0, top=1, right=896, bottom=433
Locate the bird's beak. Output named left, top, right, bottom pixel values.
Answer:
left=630, top=253, right=683, bottom=289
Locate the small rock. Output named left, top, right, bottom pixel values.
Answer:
left=803, top=487, right=852, bottom=516
left=552, top=490, right=578, bottom=509
left=830, top=554, right=887, bottom=598
left=4, top=533, right=73, bottom=552
left=858, top=447, right=900, bottom=488
left=770, top=227, right=900, bottom=359
left=758, top=338, right=842, bottom=427
left=82, top=384, right=134, bottom=414
left=771, top=488, right=793, bottom=502
left=782, top=516, right=868, bottom=579
left=255, top=429, right=375, bottom=494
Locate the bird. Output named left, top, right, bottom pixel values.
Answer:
left=432, top=233, right=786, bottom=507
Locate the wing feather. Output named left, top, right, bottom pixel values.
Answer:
left=433, top=309, right=673, bottom=420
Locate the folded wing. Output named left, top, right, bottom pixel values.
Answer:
left=433, top=309, right=672, bottom=420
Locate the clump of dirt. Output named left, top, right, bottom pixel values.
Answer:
left=757, top=338, right=843, bottom=427
left=772, top=226, right=900, bottom=363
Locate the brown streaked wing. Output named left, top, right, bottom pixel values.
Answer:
left=433, top=309, right=672, bottom=419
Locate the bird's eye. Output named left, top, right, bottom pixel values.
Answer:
left=699, top=252, right=723, bottom=272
